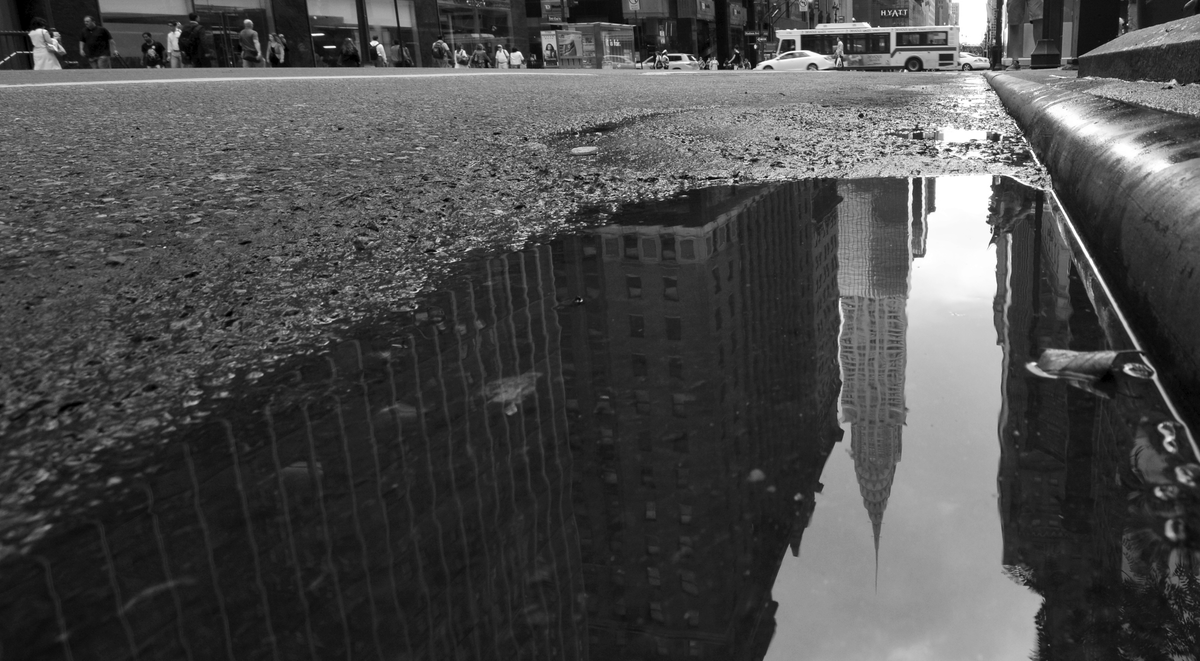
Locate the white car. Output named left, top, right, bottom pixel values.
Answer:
left=639, top=53, right=701, bottom=71
left=959, top=54, right=991, bottom=70
left=754, top=50, right=834, bottom=72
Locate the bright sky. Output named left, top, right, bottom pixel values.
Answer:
left=957, top=0, right=988, bottom=44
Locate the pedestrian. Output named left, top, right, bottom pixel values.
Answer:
left=78, top=15, right=117, bottom=69
left=338, top=37, right=360, bottom=66
left=509, top=48, right=525, bottom=69
left=454, top=45, right=469, bottom=68
left=179, top=13, right=206, bottom=67
left=27, top=17, right=63, bottom=70
left=268, top=33, right=285, bottom=67
left=834, top=38, right=844, bottom=68
left=140, top=32, right=166, bottom=68
left=166, top=22, right=182, bottom=68
left=656, top=49, right=668, bottom=69
left=432, top=35, right=452, bottom=67
left=494, top=43, right=510, bottom=69
left=237, top=20, right=262, bottom=67
left=470, top=43, right=491, bottom=68
left=368, top=35, right=387, bottom=67
left=277, top=33, right=289, bottom=65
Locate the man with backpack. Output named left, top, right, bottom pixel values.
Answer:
left=432, top=36, right=451, bottom=67
left=179, top=13, right=206, bottom=67
left=368, top=36, right=387, bottom=67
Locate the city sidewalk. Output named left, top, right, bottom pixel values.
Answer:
left=986, top=69, right=1200, bottom=424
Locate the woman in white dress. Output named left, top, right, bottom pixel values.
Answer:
left=28, top=17, right=63, bottom=70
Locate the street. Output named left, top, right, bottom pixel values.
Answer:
left=0, top=68, right=1057, bottom=659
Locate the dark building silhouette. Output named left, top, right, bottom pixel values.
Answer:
left=990, top=177, right=1200, bottom=659
left=555, top=180, right=844, bottom=660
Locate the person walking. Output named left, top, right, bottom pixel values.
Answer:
left=338, top=37, right=360, bottom=67
left=432, top=35, right=451, bottom=67
left=508, top=48, right=524, bottom=69
left=834, top=37, right=845, bottom=69
left=470, top=43, right=491, bottom=68
left=454, top=45, right=469, bottom=68
left=78, top=15, right=117, bottom=69
left=268, top=33, right=285, bottom=66
left=494, top=43, right=510, bottom=69
left=27, top=17, right=62, bottom=70
left=179, top=13, right=206, bottom=67
left=166, top=22, right=182, bottom=68
left=368, top=36, right=387, bottom=67
left=140, top=32, right=166, bottom=68
left=238, top=19, right=262, bottom=68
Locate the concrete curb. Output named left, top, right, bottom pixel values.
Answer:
left=986, top=71, right=1200, bottom=420
left=1078, top=16, right=1200, bottom=84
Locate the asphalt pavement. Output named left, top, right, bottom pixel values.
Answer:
left=0, top=67, right=1041, bottom=553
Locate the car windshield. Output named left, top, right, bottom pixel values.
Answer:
left=779, top=52, right=799, bottom=60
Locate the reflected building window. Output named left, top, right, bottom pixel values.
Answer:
left=647, top=567, right=661, bottom=586
left=627, top=275, right=643, bottom=298
left=629, top=314, right=645, bottom=338
left=679, top=504, right=693, bottom=524
left=631, top=353, right=648, bottom=377
left=649, top=601, right=665, bottom=623
left=663, top=276, right=680, bottom=301
left=645, top=501, right=657, bottom=520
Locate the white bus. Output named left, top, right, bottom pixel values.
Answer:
left=776, top=23, right=960, bottom=72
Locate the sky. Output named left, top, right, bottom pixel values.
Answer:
left=763, top=176, right=1044, bottom=661
left=957, top=0, right=988, bottom=44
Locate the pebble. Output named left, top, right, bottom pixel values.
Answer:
left=570, top=146, right=599, bottom=156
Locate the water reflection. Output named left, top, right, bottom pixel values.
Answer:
left=991, top=177, right=1200, bottom=658
left=1, top=177, right=1196, bottom=660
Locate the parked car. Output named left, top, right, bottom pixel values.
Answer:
left=753, top=50, right=834, bottom=71
left=638, top=53, right=701, bottom=71
left=602, top=54, right=638, bottom=69
left=959, top=53, right=991, bottom=70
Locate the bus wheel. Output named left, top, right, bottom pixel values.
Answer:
left=905, top=57, right=922, bottom=72
left=807, top=63, right=818, bottom=70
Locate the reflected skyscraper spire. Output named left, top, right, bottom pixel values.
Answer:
left=835, top=178, right=929, bottom=576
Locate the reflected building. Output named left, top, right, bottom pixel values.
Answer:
left=835, top=178, right=930, bottom=567
left=990, top=176, right=1200, bottom=658
left=0, top=247, right=585, bottom=661
left=555, top=180, right=844, bottom=660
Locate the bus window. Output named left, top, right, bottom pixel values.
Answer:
left=848, top=36, right=866, bottom=53
left=899, top=31, right=949, bottom=47
left=779, top=38, right=796, bottom=52
left=869, top=34, right=889, bottom=53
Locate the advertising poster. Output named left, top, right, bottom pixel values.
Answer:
left=556, top=31, right=582, bottom=59
left=540, top=30, right=558, bottom=65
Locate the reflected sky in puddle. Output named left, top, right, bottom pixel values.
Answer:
left=4, top=176, right=1197, bottom=660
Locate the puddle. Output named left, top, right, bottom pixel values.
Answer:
left=893, top=127, right=1006, bottom=143
left=3, top=176, right=1197, bottom=660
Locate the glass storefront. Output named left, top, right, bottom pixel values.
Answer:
left=195, top=0, right=270, bottom=67
left=366, top=0, right=420, bottom=66
left=438, top=0, right=512, bottom=55
left=91, top=0, right=419, bottom=68
left=96, top=0, right=190, bottom=65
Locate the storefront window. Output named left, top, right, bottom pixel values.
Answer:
left=195, top=1, right=271, bottom=67
left=308, top=0, right=359, bottom=66
left=97, top=0, right=190, bottom=65
left=367, top=0, right=420, bottom=66
left=439, top=0, right=512, bottom=55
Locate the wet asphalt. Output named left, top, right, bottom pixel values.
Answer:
left=0, top=67, right=1042, bottom=552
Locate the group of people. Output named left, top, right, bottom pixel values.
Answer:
left=430, top=36, right=527, bottom=69
left=27, top=13, right=290, bottom=70
left=334, top=36, right=414, bottom=67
